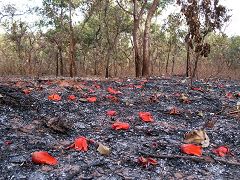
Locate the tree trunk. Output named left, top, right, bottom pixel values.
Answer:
left=142, top=0, right=159, bottom=77
left=56, top=51, right=59, bottom=77
left=132, top=0, right=142, bottom=77
left=192, top=53, right=200, bottom=78
left=27, top=52, right=32, bottom=75
left=186, top=44, right=190, bottom=77
left=105, top=50, right=110, bottom=78
left=166, top=40, right=172, bottom=75
left=68, top=2, right=77, bottom=77
left=171, top=53, right=175, bottom=75
left=58, top=46, right=63, bottom=76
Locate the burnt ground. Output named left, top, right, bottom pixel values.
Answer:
left=0, top=76, right=239, bottom=180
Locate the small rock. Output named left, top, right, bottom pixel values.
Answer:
left=28, top=172, right=47, bottom=180
left=41, top=165, right=53, bottom=172
left=174, top=172, right=183, bottom=179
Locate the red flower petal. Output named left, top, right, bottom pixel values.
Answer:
left=139, top=112, right=153, bottom=122
left=106, top=95, right=119, bottom=102
left=68, top=95, right=76, bottom=101
left=4, top=140, right=12, bottom=145
left=87, top=97, right=97, bottom=103
left=107, top=87, right=120, bottom=95
left=23, top=89, right=31, bottom=94
left=225, top=92, right=233, bottom=99
left=32, top=151, right=58, bottom=165
left=74, top=136, right=88, bottom=151
left=138, top=156, right=148, bottom=166
left=135, top=85, right=143, bottom=89
left=147, top=157, right=158, bottom=165
left=88, top=89, right=95, bottom=93
left=112, top=122, right=130, bottom=130
left=66, top=136, right=88, bottom=151
left=106, top=110, right=117, bottom=116
left=95, top=84, right=101, bottom=89
left=181, top=144, right=202, bottom=156
left=212, top=146, right=229, bottom=157
left=48, top=94, right=61, bottom=101
left=138, top=156, right=157, bottom=167
left=191, top=87, right=203, bottom=92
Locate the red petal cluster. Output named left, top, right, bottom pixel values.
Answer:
left=138, top=156, right=157, bottom=167
left=106, top=110, right=117, bottom=116
left=112, top=121, right=130, bottom=130
left=67, top=136, right=88, bottom=152
left=139, top=112, right=153, bottom=122
left=212, top=146, right=229, bottom=157
left=87, top=97, right=97, bottom=103
left=48, top=94, right=61, bottom=101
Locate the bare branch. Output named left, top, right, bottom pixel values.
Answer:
left=116, top=0, right=133, bottom=15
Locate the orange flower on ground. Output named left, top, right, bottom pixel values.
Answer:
left=212, top=146, right=229, bottom=157
left=138, top=156, right=157, bottom=167
left=94, top=84, right=101, bottom=89
left=191, top=87, right=204, bottom=92
left=32, top=151, right=58, bottom=165
left=48, top=94, right=61, bottom=101
left=23, top=89, right=31, bottom=94
left=106, top=110, right=117, bottom=116
left=139, top=112, right=153, bottom=122
left=107, top=87, right=121, bottom=95
left=181, top=144, right=202, bottom=156
left=169, top=107, right=180, bottom=115
left=225, top=92, right=233, bottom=99
left=68, top=95, right=76, bottom=101
left=87, top=97, right=97, bottom=103
left=112, top=121, right=130, bottom=130
left=67, top=136, right=88, bottom=152
left=134, top=85, right=143, bottom=89
left=106, top=95, right=119, bottom=103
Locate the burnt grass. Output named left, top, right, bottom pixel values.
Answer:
left=0, top=76, right=239, bottom=180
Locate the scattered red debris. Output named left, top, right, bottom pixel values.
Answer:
left=169, top=107, right=181, bottom=115
left=191, top=87, right=204, bottom=92
left=106, top=95, right=119, bottom=102
left=89, top=138, right=95, bottom=144
left=68, top=95, right=76, bottom=101
left=106, top=110, right=117, bottom=116
left=94, top=84, right=101, bottom=89
left=22, top=89, right=31, bottom=94
left=48, top=94, right=61, bottom=101
left=4, top=140, right=12, bottom=145
left=235, top=92, right=240, bottom=97
left=225, top=92, right=233, bottom=99
left=112, top=121, right=130, bottom=130
left=107, top=87, right=120, bottom=95
left=140, top=79, right=148, bottom=85
left=32, top=151, right=58, bottom=165
left=138, top=156, right=157, bottom=167
left=218, top=84, right=224, bottom=88
left=66, top=136, right=88, bottom=152
left=181, top=144, right=202, bottom=156
left=139, top=112, right=153, bottom=122
left=135, top=85, right=143, bottom=89
left=88, top=88, right=95, bottom=93
left=87, top=97, right=97, bottom=103
left=212, top=146, right=229, bottom=157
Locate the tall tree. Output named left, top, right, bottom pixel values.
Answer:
left=117, top=0, right=172, bottom=77
left=177, top=0, right=230, bottom=79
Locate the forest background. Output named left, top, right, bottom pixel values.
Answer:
left=0, top=0, right=239, bottom=79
